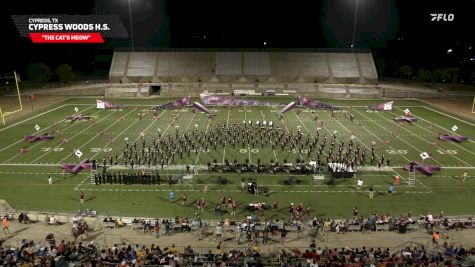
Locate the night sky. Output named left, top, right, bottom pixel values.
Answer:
left=1, top=0, right=474, bottom=80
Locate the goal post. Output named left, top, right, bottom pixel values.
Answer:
left=0, top=71, right=23, bottom=126
left=472, top=96, right=475, bottom=113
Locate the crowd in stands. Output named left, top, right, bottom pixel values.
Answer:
left=1, top=237, right=475, bottom=266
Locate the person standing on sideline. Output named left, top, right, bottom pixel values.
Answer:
left=463, top=170, right=468, bottom=182
left=388, top=184, right=394, bottom=197
left=357, top=179, right=363, bottom=190
left=203, top=184, right=208, bottom=194
left=80, top=191, right=85, bottom=204
left=369, top=186, right=374, bottom=199
left=394, top=176, right=400, bottom=186
left=48, top=175, right=53, bottom=185
left=2, top=217, right=10, bottom=235
left=169, top=191, right=175, bottom=203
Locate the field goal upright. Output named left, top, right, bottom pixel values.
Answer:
left=472, top=96, right=475, bottom=113
left=0, top=71, right=23, bottom=126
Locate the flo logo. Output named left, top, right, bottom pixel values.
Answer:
left=430, top=13, right=454, bottom=22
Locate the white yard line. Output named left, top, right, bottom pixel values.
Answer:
left=222, top=107, right=231, bottom=163
left=374, top=110, right=472, bottom=167
left=244, top=107, right=251, bottom=164
left=352, top=109, right=434, bottom=190
left=115, top=110, right=168, bottom=162
left=0, top=163, right=61, bottom=166
left=352, top=109, right=444, bottom=166
left=334, top=105, right=425, bottom=108
left=389, top=109, right=475, bottom=157
left=422, top=106, right=475, bottom=127
left=260, top=109, right=278, bottom=162
left=328, top=110, right=415, bottom=186
left=75, top=173, right=92, bottom=190
left=55, top=108, right=138, bottom=163
left=399, top=107, right=475, bottom=145
left=22, top=108, right=113, bottom=164
left=3, top=107, right=103, bottom=163
left=350, top=112, right=412, bottom=163
left=89, top=114, right=144, bottom=159
left=0, top=105, right=95, bottom=152
left=392, top=167, right=432, bottom=193
left=194, top=119, right=212, bottom=165
left=165, top=108, right=193, bottom=165
left=0, top=104, right=67, bottom=132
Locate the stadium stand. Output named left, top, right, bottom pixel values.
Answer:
left=215, top=52, right=242, bottom=76
left=126, top=52, right=157, bottom=81
left=109, top=52, right=129, bottom=83
left=107, top=49, right=380, bottom=98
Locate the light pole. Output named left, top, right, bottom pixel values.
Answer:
left=351, top=0, right=359, bottom=49
left=128, top=0, right=135, bottom=51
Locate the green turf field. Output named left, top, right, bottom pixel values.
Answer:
left=0, top=97, right=474, bottom=219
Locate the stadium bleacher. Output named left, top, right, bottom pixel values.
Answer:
left=108, top=50, right=379, bottom=97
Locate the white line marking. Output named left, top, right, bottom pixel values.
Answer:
left=0, top=104, right=67, bottom=132
left=56, top=107, right=138, bottom=163
left=378, top=109, right=472, bottom=167
left=222, top=107, right=231, bottom=163
left=194, top=118, right=212, bottom=165
left=0, top=105, right=95, bottom=152
left=423, top=106, right=475, bottom=127
left=3, top=106, right=102, bottom=163
left=406, top=107, right=475, bottom=145
left=89, top=112, right=143, bottom=159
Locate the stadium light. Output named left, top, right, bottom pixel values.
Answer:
left=128, top=0, right=135, bottom=51
left=447, top=48, right=453, bottom=54
left=351, top=0, right=359, bottom=50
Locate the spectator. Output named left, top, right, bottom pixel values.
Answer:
left=216, top=223, right=222, bottom=242
left=388, top=184, right=394, bottom=197
left=2, top=216, right=10, bottom=235
left=169, top=191, right=175, bottom=203
left=433, top=231, right=440, bottom=244
left=357, top=179, right=363, bottom=190
left=80, top=191, right=85, bottom=204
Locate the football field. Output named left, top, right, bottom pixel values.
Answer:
left=0, top=97, right=474, bottom=218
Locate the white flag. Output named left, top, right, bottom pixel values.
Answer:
left=140, top=131, right=145, bottom=137
left=34, top=124, right=40, bottom=131
left=194, top=124, right=198, bottom=127
left=75, top=149, right=83, bottom=158
left=333, top=130, right=338, bottom=134
left=175, top=125, right=179, bottom=128
left=316, top=127, right=321, bottom=130
left=404, top=108, right=410, bottom=115
left=452, top=125, right=458, bottom=132
left=351, top=135, right=356, bottom=140
left=74, top=107, right=79, bottom=112
left=420, top=152, right=429, bottom=160
left=157, top=127, right=161, bottom=132
left=371, top=141, right=376, bottom=145
left=124, top=137, right=129, bottom=141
